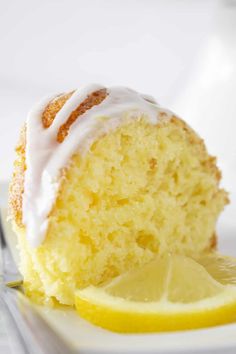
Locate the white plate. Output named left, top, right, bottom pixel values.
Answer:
left=1, top=182, right=236, bottom=354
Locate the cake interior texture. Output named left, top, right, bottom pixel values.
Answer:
left=11, top=112, right=227, bottom=306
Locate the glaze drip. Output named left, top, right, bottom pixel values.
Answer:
left=23, top=84, right=171, bottom=247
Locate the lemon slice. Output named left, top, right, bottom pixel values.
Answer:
left=75, top=253, right=236, bottom=332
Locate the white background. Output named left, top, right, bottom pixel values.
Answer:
left=0, top=0, right=235, bottom=194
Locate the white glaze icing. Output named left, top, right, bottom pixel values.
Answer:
left=23, top=84, right=171, bottom=247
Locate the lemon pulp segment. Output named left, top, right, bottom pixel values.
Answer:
left=75, top=254, right=236, bottom=332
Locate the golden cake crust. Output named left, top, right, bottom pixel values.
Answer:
left=8, top=89, right=107, bottom=226
left=42, top=89, right=107, bottom=142
left=8, top=91, right=228, bottom=249
left=8, top=125, right=26, bottom=228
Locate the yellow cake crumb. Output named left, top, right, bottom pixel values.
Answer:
left=10, top=115, right=228, bottom=306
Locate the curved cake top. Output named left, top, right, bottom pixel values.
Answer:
left=23, top=84, right=171, bottom=247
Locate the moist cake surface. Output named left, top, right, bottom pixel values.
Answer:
left=9, top=84, right=228, bottom=305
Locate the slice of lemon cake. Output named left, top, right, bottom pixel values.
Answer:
left=8, top=84, right=228, bottom=306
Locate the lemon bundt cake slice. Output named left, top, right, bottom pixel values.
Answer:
left=8, top=84, right=228, bottom=306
